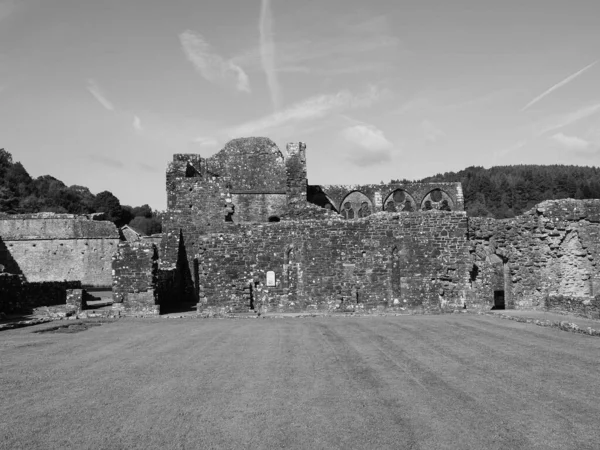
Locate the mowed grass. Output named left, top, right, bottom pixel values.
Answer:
left=1, top=315, right=599, bottom=450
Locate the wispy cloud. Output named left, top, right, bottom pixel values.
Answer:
left=522, top=60, right=598, bottom=111
left=395, top=88, right=523, bottom=117
left=88, top=154, right=124, bottom=169
left=192, top=136, right=218, bottom=147
left=179, top=30, right=250, bottom=93
left=229, top=86, right=383, bottom=136
left=0, top=0, right=17, bottom=22
left=421, top=120, right=445, bottom=143
left=552, top=133, right=594, bottom=152
left=133, top=115, right=143, bottom=132
left=139, top=162, right=157, bottom=172
left=232, top=14, right=403, bottom=76
left=86, top=79, right=114, bottom=111
left=340, top=123, right=395, bottom=166
left=259, top=0, right=281, bottom=111
left=536, top=102, right=600, bottom=135
left=494, top=140, right=528, bottom=162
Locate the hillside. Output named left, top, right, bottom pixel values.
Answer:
left=0, top=149, right=161, bottom=235
left=394, top=165, right=600, bottom=218
left=3, top=148, right=600, bottom=222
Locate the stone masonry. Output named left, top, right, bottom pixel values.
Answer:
left=155, top=137, right=479, bottom=315
left=0, top=213, right=119, bottom=288
left=148, top=137, right=600, bottom=316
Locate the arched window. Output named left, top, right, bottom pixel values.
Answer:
left=383, top=189, right=416, bottom=212
left=339, top=191, right=373, bottom=219
left=420, top=189, right=454, bottom=211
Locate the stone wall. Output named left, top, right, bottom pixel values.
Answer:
left=154, top=138, right=600, bottom=316
left=318, top=182, right=464, bottom=213
left=0, top=273, right=81, bottom=314
left=545, top=295, right=600, bottom=320
left=194, top=211, right=471, bottom=314
left=112, top=241, right=184, bottom=315
left=0, top=214, right=119, bottom=287
left=468, top=199, right=600, bottom=309
left=112, top=241, right=159, bottom=315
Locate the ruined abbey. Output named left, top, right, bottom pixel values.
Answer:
left=1, top=137, right=600, bottom=319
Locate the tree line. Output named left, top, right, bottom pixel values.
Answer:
left=393, top=165, right=600, bottom=218
left=0, top=149, right=161, bottom=235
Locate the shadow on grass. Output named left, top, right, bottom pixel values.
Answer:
left=34, top=322, right=103, bottom=334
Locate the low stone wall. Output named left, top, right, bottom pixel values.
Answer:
left=0, top=214, right=120, bottom=287
left=0, top=273, right=82, bottom=314
left=112, top=242, right=166, bottom=316
left=468, top=199, right=600, bottom=310
left=545, top=295, right=600, bottom=320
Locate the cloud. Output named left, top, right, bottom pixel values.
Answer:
left=259, top=0, right=281, bottom=111
left=0, top=1, right=17, bottom=22
left=179, top=30, right=250, bottom=93
left=192, top=136, right=218, bottom=147
left=232, top=14, right=404, bottom=76
left=228, top=86, right=383, bottom=136
left=139, top=162, right=157, bottom=172
left=86, top=79, right=114, bottom=111
left=421, top=120, right=445, bottom=143
left=537, top=103, right=600, bottom=135
left=88, top=154, right=124, bottom=169
left=522, top=60, right=598, bottom=111
left=493, top=140, right=528, bottom=161
left=133, top=115, right=143, bottom=132
left=340, top=123, right=395, bottom=166
left=551, top=133, right=593, bottom=151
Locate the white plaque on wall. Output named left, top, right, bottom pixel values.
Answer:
left=266, top=271, right=276, bottom=286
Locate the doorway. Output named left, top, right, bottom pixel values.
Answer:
left=493, top=290, right=505, bottom=310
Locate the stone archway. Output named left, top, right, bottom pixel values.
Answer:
left=340, top=191, right=373, bottom=219
left=420, top=189, right=454, bottom=211
left=384, top=189, right=417, bottom=212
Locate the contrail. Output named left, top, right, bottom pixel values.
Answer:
left=522, top=60, right=598, bottom=111
left=260, top=0, right=281, bottom=111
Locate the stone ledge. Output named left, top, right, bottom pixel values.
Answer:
left=467, top=310, right=600, bottom=337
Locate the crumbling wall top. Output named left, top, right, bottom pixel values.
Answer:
left=0, top=214, right=119, bottom=240
left=206, top=137, right=287, bottom=192
left=533, top=199, right=600, bottom=222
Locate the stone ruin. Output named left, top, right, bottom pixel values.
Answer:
left=0, top=213, right=119, bottom=315
left=1, top=137, right=599, bottom=319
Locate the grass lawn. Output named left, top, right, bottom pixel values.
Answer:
left=1, top=315, right=599, bottom=449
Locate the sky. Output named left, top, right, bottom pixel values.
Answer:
left=1, top=0, right=600, bottom=210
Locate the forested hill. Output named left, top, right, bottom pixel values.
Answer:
left=401, top=165, right=600, bottom=218
left=0, top=148, right=161, bottom=235
left=4, top=147, right=600, bottom=223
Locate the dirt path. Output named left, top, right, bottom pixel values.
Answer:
left=1, top=315, right=599, bottom=449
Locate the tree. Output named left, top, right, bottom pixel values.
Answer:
left=94, top=191, right=127, bottom=226
left=132, top=204, right=153, bottom=218
left=128, top=216, right=162, bottom=235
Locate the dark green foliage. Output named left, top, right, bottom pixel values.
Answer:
left=131, top=204, right=153, bottom=218
left=0, top=148, right=162, bottom=230
left=128, top=216, right=163, bottom=235
left=397, top=165, right=600, bottom=218
left=94, top=191, right=129, bottom=226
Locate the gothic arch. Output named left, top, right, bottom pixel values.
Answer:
left=339, top=191, right=373, bottom=219
left=420, top=189, right=454, bottom=211
left=383, top=189, right=417, bottom=212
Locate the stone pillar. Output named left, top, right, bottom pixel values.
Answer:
left=285, top=142, right=307, bottom=210
left=66, top=289, right=84, bottom=314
